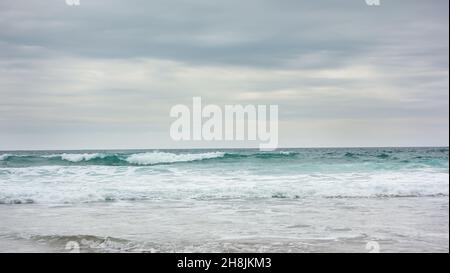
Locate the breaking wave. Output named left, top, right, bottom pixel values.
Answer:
left=0, top=164, right=448, bottom=205
left=0, top=151, right=301, bottom=166
left=125, top=152, right=225, bottom=165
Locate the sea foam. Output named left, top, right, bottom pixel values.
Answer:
left=0, top=165, right=448, bottom=205
left=60, top=153, right=106, bottom=162
left=125, top=151, right=225, bottom=165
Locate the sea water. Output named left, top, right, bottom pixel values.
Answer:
left=0, top=147, right=448, bottom=252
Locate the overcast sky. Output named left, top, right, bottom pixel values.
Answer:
left=0, top=0, right=448, bottom=150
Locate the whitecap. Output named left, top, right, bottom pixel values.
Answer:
left=125, top=151, right=225, bottom=165
left=60, top=153, right=105, bottom=162
left=0, top=154, right=10, bottom=161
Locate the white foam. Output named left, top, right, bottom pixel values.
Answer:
left=0, top=154, right=10, bottom=161
left=279, top=151, right=296, bottom=155
left=0, top=165, right=448, bottom=205
left=125, top=152, right=225, bottom=165
left=60, top=153, right=105, bottom=162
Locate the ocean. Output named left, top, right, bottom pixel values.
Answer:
left=0, top=147, right=448, bottom=252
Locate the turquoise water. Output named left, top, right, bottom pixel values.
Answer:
left=0, top=147, right=448, bottom=203
left=1, top=147, right=448, bottom=170
left=0, top=147, right=448, bottom=252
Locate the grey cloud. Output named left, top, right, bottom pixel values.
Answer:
left=0, top=0, right=448, bottom=149
left=1, top=0, right=446, bottom=68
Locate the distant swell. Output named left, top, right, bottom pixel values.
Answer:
left=0, top=152, right=226, bottom=166
left=0, top=151, right=300, bottom=166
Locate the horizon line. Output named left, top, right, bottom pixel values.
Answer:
left=1, top=145, right=449, bottom=152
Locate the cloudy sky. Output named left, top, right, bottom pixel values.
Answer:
left=0, top=0, right=448, bottom=150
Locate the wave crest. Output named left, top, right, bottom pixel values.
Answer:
left=126, top=152, right=225, bottom=165
left=59, top=153, right=106, bottom=162
left=0, top=154, right=11, bottom=161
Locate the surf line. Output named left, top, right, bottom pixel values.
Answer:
left=170, top=97, right=278, bottom=150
